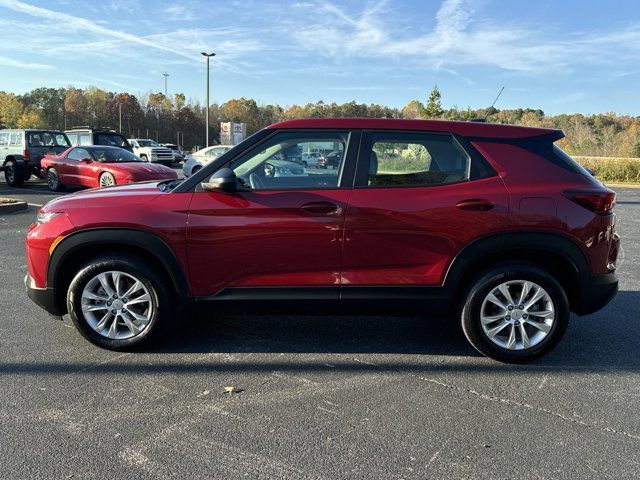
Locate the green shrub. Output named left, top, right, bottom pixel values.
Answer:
left=575, top=157, right=640, bottom=183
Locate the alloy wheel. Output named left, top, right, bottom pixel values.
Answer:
left=480, top=280, right=555, bottom=350
left=80, top=270, right=153, bottom=340
left=47, top=169, right=59, bottom=190
left=99, top=173, right=116, bottom=187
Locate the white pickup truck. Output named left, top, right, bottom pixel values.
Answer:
left=128, top=139, right=174, bottom=166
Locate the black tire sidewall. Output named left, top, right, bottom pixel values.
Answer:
left=461, top=264, right=570, bottom=363
left=67, top=256, right=170, bottom=350
left=5, top=161, right=24, bottom=187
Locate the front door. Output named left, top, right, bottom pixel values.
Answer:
left=342, top=130, right=510, bottom=289
left=186, top=129, right=358, bottom=298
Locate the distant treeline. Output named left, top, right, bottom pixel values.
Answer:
left=1, top=85, right=639, bottom=157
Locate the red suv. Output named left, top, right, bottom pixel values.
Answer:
left=25, top=118, right=619, bottom=362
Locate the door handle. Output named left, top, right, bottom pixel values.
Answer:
left=456, top=199, right=495, bottom=211
left=300, top=201, right=341, bottom=215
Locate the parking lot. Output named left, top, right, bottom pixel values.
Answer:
left=1, top=179, right=639, bottom=479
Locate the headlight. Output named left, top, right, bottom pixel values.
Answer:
left=36, top=211, right=61, bottom=225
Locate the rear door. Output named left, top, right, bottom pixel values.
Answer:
left=342, top=130, right=510, bottom=290
left=186, top=129, right=359, bottom=298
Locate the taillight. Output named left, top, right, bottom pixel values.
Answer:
left=23, top=149, right=29, bottom=159
left=563, top=189, right=616, bottom=215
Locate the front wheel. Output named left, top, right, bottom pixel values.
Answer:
left=99, top=172, right=116, bottom=187
left=461, top=263, right=570, bottom=363
left=66, top=255, right=172, bottom=350
left=47, top=167, right=64, bottom=191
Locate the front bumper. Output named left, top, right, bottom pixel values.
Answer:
left=25, top=274, right=65, bottom=316
left=574, top=272, right=619, bottom=315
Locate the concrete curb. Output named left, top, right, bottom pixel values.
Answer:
left=606, top=182, right=640, bottom=189
left=0, top=199, right=29, bottom=213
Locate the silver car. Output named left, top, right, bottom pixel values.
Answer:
left=182, top=145, right=234, bottom=177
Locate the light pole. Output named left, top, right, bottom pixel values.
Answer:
left=163, top=72, right=169, bottom=97
left=201, top=52, right=216, bottom=147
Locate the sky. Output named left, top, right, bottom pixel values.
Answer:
left=0, top=0, right=639, bottom=115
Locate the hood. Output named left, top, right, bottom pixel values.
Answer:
left=107, top=162, right=175, bottom=174
left=42, top=181, right=164, bottom=212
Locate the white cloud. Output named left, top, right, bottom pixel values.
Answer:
left=0, top=54, right=52, bottom=70
left=291, top=0, right=640, bottom=74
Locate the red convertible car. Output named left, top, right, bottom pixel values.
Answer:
left=41, top=145, right=177, bottom=191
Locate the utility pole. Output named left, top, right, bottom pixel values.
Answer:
left=201, top=52, right=216, bottom=147
left=163, top=72, right=169, bottom=97
left=118, top=103, right=122, bottom=132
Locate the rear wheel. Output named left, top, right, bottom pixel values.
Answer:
left=66, top=255, right=171, bottom=350
left=461, top=263, right=570, bottom=363
left=99, top=172, right=116, bottom=187
left=4, top=160, right=25, bottom=187
left=46, top=167, right=64, bottom=191
left=191, top=165, right=202, bottom=176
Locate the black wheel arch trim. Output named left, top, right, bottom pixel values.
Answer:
left=444, top=231, right=589, bottom=287
left=47, top=228, right=191, bottom=297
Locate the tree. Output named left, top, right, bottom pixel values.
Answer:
left=402, top=100, right=424, bottom=119
left=64, top=88, right=88, bottom=127
left=17, top=108, right=45, bottom=129
left=0, top=91, right=24, bottom=128
left=424, top=85, right=443, bottom=118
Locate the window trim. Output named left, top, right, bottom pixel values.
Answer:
left=353, top=129, right=496, bottom=189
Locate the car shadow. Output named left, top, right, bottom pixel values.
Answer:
left=134, top=290, right=640, bottom=372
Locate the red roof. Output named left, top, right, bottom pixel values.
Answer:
left=267, top=117, right=561, bottom=139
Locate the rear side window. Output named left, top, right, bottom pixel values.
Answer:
left=362, top=132, right=471, bottom=187
left=0, top=132, right=8, bottom=146
left=79, top=133, right=91, bottom=145
left=9, top=133, right=22, bottom=146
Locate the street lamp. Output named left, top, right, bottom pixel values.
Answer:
left=201, top=51, right=216, bottom=147
left=163, top=72, right=169, bottom=97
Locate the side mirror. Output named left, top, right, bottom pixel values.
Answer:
left=201, top=167, right=238, bottom=193
left=80, top=157, right=92, bottom=164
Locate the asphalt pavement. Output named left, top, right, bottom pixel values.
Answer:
left=1, top=178, right=639, bottom=479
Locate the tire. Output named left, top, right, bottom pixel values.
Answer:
left=4, top=160, right=25, bottom=187
left=66, top=255, right=172, bottom=350
left=46, top=167, right=64, bottom=192
left=460, top=263, right=570, bottom=363
left=99, top=172, right=116, bottom=187
left=191, top=165, right=202, bottom=175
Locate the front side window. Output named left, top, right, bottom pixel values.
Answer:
left=78, top=133, right=91, bottom=145
left=227, top=131, right=349, bottom=190
left=364, top=133, right=471, bottom=187
left=67, top=147, right=90, bottom=160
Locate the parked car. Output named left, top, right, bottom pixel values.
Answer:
left=65, top=126, right=132, bottom=152
left=40, top=145, right=177, bottom=190
left=1, top=129, right=71, bottom=186
left=263, top=158, right=307, bottom=178
left=182, top=145, right=233, bottom=177
left=128, top=139, right=174, bottom=166
left=25, top=118, right=619, bottom=363
left=317, top=150, right=343, bottom=169
left=161, top=143, right=184, bottom=163
left=301, top=151, right=321, bottom=167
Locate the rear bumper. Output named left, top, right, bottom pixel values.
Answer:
left=25, top=274, right=65, bottom=316
left=574, top=272, right=618, bottom=315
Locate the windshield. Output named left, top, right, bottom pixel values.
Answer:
left=90, top=148, right=143, bottom=163
left=27, top=132, right=70, bottom=148
left=137, top=139, right=160, bottom=147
